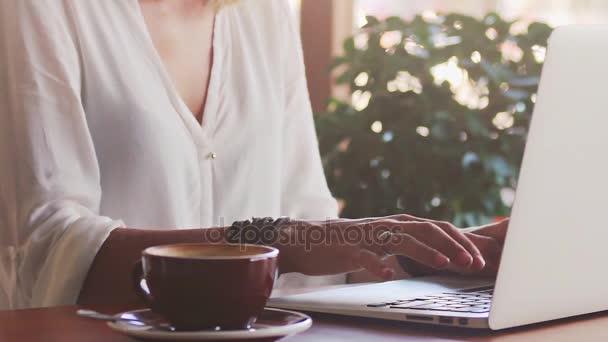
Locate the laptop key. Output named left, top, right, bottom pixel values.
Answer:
left=438, top=298, right=460, bottom=302
left=388, top=301, right=415, bottom=306
left=472, top=305, right=490, bottom=310
left=414, top=296, right=442, bottom=301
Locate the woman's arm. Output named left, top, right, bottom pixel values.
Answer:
left=80, top=215, right=496, bottom=306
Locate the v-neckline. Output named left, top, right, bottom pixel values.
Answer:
left=132, top=0, right=222, bottom=143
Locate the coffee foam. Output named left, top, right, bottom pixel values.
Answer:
left=145, top=244, right=278, bottom=260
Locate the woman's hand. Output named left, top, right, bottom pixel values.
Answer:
left=394, top=218, right=509, bottom=277
left=276, top=215, right=489, bottom=281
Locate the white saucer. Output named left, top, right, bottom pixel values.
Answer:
left=107, top=308, right=312, bottom=341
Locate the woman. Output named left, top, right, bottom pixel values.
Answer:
left=0, top=0, right=507, bottom=309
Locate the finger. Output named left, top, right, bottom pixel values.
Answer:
left=465, top=233, right=503, bottom=269
left=449, top=235, right=503, bottom=276
left=383, top=233, right=451, bottom=270
left=377, top=217, right=486, bottom=271
left=356, top=249, right=395, bottom=280
left=388, top=221, right=476, bottom=269
left=393, top=217, right=486, bottom=271
left=329, top=214, right=423, bottom=228
left=471, top=219, right=511, bottom=244
left=382, top=214, right=430, bottom=222
left=432, top=221, right=486, bottom=271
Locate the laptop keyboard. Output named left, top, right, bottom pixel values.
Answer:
left=366, top=286, right=494, bottom=314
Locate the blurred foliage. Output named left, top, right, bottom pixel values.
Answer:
left=316, top=13, right=553, bottom=227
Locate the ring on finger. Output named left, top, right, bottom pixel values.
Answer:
left=378, top=230, right=394, bottom=256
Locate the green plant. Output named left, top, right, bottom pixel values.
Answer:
left=316, top=12, right=553, bottom=227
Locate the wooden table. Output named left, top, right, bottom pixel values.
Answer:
left=2, top=305, right=608, bottom=341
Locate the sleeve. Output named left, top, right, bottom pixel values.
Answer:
left=278, top=1, right=340, bottom=221
left=0, top=1, right=124, bottom=308
left=274, top=1, right=345, bottom=288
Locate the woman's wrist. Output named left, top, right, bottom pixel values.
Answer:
left=226, top=217, right=306, bottom=275
left=271, top=219, right=304, bottom=275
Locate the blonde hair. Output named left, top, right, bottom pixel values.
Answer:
left=210, top=0, right=240, bottom=10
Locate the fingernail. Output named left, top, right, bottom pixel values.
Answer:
left=475, top=255, right=486, bottom=269
left=455, top=252, right=473, bottom=267
left=434, top=254, right=450, bottom=268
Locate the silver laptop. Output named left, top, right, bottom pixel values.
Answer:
left=269, top=25, right=608, bottom=330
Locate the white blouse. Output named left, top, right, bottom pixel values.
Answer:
left=0, top=0, right=340, bottom=309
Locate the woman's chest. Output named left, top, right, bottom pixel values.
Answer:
left=138, top=2, right=215, bottom=121
left=71, top=3, right=286, bottom=172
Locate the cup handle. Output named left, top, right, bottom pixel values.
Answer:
left=132, top=260, right=154, bottom=305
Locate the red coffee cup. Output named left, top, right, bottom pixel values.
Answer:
left=133, top=243, right=279, bottom=331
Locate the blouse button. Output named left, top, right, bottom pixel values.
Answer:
left=208, top=152, right=217, bottom=160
